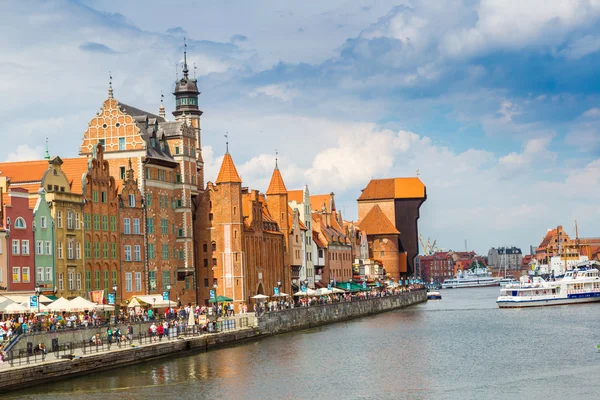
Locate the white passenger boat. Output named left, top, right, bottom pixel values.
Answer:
left=441, top=267, right=499, bottom=289
left=497, top=267, right=600, bottom=308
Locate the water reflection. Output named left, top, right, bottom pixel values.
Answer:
left=11, top=287, right=600, bottom=400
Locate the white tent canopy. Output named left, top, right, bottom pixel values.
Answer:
left=272, top=293, right=289, bottom=297
left=125, top=295, right=176, bottom=308
left=47, top=297, right=72, bottom=312
left=251, top=294, right=269, bottom=300
left=3, top=302, right=28, bottom=314
left=293, top=288, right=317, bottom=296
left=70, top=296, right=108, bottom=311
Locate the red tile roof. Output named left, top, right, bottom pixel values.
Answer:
left=287, top=189, right=303, bottom=204
left=357, top=205, right=400, bottom=235
left=266, top=167, right=287, bottom=195
left=216, top=153, right=242, bottom=184
left=358, top=177, right=425, bottom=201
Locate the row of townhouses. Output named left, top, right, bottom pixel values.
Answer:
left=0, top=51, right=426, bottom=306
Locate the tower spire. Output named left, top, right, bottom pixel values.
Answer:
left=108, top=71, right=113, bottom=99
left=275, top=149, right=279, bottom=170
left=159, top=91, right=165, bottom=119
left=183, top=37, right=189, bottom=79
left=44, top=137, right=50, bottom=160
left=225, top=133, right=229, bottom=154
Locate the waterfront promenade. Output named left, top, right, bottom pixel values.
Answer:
left=0, top=290, right=426, bottom=392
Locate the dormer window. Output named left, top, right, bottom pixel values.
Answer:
left=151, top=137, right=156, bottom=147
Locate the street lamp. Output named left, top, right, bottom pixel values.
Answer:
left=166, top=284, right=171, bottom=316
left=35, top=286, right=41, bottom=314
left=112, top=285, right=118, bottom=324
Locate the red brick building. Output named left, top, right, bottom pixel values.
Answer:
left=119, top=161, right=146, bottom=298
left=2, top=187, right=35, bottom=291
left=82, top=144, right=121, bottom=303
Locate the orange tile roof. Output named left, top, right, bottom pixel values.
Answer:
left=60, top=158, right=89, bottom=194
left=358, top=205, right=400, bottom=235
left=216, top=153, right=242, bottom=184
left=310, top=194, right=333, bottom=213
left=287, top=189, right=303, bottom=204
left=0, top=160, right=49, bottom=184
left=358, top=177, right=425, bottom=201
left=266, top=167, right=287, bottom=195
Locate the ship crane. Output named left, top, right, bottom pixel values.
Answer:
left=419, top=235, right=442, bottom=255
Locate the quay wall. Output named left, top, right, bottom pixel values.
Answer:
left=0, top=290, right=426, bottom=391
left=258, top=290, right=427, bottom=335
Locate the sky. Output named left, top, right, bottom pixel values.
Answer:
left=2, top=0, right=600, bottom=255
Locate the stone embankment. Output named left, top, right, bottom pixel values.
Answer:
left=0, top=290, right=426, bottom=391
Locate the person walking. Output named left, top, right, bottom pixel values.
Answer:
left=127, top=324, right=133, bottom=344
left=150, top=322, right=157, bottom=342
left=107, top=326, right=113, bottom=345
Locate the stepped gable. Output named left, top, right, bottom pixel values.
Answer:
left=358, top=177, right=425, bottom=200
left=266, top=167, right=287, bottom=195
left=215, top=153, right=242, bottom=184
left=357, top=204, right=400, bottom=235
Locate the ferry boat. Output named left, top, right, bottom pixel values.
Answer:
left=496, top=267, right=600, bottom=308
left=427, top=291, right=442, bottom=300
left=441, top=267, right=499, bottom=289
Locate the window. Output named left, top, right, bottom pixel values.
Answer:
left=149, top=271, right=156, bottom=290
left=120, top=166, right=126, bottom=179
left=76, top=273, right=82, bottom=290
left=68, top=241, right=74, bottom=259
left=148, top=244, right=155, bottom=260
left=0, top=239, right=2, bottom=254
left=162, top=271, right=170, bottom=289
left=93, top=214, right=100, bottom=230
left=68, top=271, right=74, bottom=290
left=203, top=243, right=207, bottom=252
left=46, top=267, right=52, bottom=282
left=67, top=210, right=73, bottom=229
left=37, top=267, right=44, bottom=282
left=84, top=213, right=91, bottom=229
left=124, top=245, right=132, bottom=261
left=94, top=242, right=99, bottom=258
left=103, top=242, right=108, bottom=258
left=86, top=271, right=92, bottom=290
left=145, top=193, right=151, bottom=206
left=110, top=216, right=117, bottom=231
left=125, top=272, right=133, bottom=292
left=211, top=242, right=216, bottom=251
left=102, top=215, right=108, bottom=231
left=204, top=278, right=209, bottom=288
left=147, top=218, right=154, bottom=234
left=76, top=242, right=81, bottom=259
left=204, top=259, right=208, bottom=267
left=104, top=271, right=109, bottom=290
left=95, top=270, right=100, bottom=289
left=212, top=258, right=217, bottom=266
left=75, top=213, right=80, bottom=229
left=111, top=242, right=117, bottom=259
left=101, top=191, right=107, bottom=203
left=178, top=228, right=184, bottom=237
left=176, top=174, right=181, bottom=183
left=85, top=242, right=91, bottom=258
left=57, top=273, right=64, bottom=289
left=145, top=168, right=151, bottom=179
left=14, top=217, right=26, bottom=229
left=36, top=240, right=43, bottom=255
left=99, top=138, right=105, bottom=147
left=12, top=267, right=20, bottom=283
left=162, top=244, right=169, bottom=260
left=135, top=272, right=142, bottom=292
left=133, top=218, right=140, bottom=234
left=123, top=218, right=131, bottom=234
left=129, top=194, right=135, bottom=207
left=92, top=191, right=98, bottom=203
left=134, top=245, right=141, bottom=261
left=40, top=216, right=47, bottom=229
left=161, top=219, right=168, bottom=235
left=21, top=240, right=29, bottom=255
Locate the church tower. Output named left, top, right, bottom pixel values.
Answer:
left=266, top=157, right=291, bottom=295
left=172, top=40, right=204, bottom=189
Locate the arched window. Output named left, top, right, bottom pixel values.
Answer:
left=14, top=217, right=26, bottom=229
left=211, top=242, right=216, bottom=252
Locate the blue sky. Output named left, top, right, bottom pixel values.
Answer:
left=2, top=0, right=600, bottom=256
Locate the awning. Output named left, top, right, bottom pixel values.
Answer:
left=209, top=295, right=234, bottom=303
left=125, top=295, right=177, bottom=308
left=334, top=282, right=365, bottom=292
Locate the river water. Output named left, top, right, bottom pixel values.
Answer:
left=10, top=287, right=600, bottom=400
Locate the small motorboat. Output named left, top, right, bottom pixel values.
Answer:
left=427, top=291, right=442, bottom=300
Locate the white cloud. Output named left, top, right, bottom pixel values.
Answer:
left=4, top=144, right=44, bottom=162
left=250, top=84, right=300, bottom=102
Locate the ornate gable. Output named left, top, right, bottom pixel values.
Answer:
left=80, top=98, right=146, bottom=156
